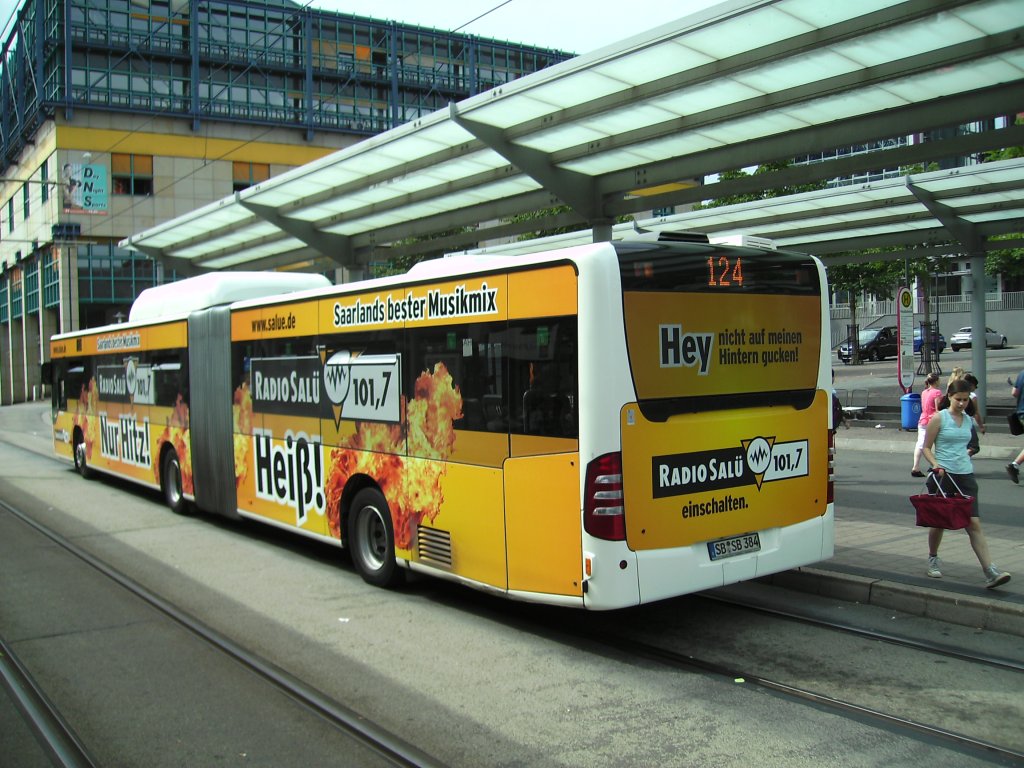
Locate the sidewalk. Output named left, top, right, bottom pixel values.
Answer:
left=769, top=423, right=1024, bottom=637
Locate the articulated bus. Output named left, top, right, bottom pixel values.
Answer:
left=47, top=235, right=834, bottom=609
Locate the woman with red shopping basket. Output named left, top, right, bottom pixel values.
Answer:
left=920, top=378, right=1011, bottom=588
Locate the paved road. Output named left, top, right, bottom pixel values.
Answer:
left=12, top=402, right=1013, bottom=767
left=832, top=344, right=1024, bottom=413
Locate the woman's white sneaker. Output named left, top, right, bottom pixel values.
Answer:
left=985, top=566, right=1011, bottom=589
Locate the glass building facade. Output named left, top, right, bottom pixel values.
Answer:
left=4, top=0, right=569, bottom=159
left=0, top=0, right=571, bottom=403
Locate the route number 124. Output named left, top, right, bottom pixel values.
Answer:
left=707, top=255, right=744, bottom=288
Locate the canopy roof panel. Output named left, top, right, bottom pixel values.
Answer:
left=459, top=159, right=1024, bottom=260
left=121, top=0, right=1024, bottom=273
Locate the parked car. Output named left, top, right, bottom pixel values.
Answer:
left=949, top=326, right=1008, bottom=351
left=913, top=328, right=946, bottom=354
left=838, top=326, right=898, bottom=364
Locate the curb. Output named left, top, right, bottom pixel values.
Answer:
left=836, top=434, right=1019, bottom=460
left=760, top=567, right=1024, bottom=638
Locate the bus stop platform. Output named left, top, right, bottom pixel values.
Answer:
left=752, top=424, right=1024, bottom=637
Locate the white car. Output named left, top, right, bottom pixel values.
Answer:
left=949, top=326, right=1008, bottom=351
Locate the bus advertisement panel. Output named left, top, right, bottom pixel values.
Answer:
left=49, top=321, right=189, bottom=489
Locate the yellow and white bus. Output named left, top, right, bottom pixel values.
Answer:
left=47, top=235, right=834, bottom=609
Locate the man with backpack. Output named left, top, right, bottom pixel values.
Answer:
left=1007, top=370, right=1024, bottom=483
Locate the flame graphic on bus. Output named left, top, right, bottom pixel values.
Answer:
left=72, top=378, right=100, bottom=463
left=155, top=396, right=193, bottom=494
left=326, top=362, right=463, bottom=549
left=233, top=382, right=253, bottom=488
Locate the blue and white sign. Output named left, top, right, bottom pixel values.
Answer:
left=61, top=163, right=108, bottom=214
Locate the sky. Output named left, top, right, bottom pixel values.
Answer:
left=303, top=0, right=724, bottom=54
left=0, top=0, right=725, bottom=56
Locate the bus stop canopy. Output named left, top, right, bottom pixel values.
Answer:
left=461, top=158, right=1024, bottom=264
left=120, top=0, right=1024, bottom=274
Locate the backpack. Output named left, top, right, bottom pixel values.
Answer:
left=832, top=391, right=843, bottom=428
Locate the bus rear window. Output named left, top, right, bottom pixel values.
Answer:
left=617, top=243, right=822, bottom=411
left=617, top=242, right=819, bottom=296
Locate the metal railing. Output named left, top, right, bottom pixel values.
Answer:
left=830, top=291, right=1023, bottom=320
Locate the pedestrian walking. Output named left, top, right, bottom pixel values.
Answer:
left=1008, top=368, right=1024, bottom=484
left=911, top=372, right=941, bottom=477
left=920, top=378, right=1010, bottom=588
left=963, top=372, right=984, bottom=456
left=1008, top=447, right=1024, bottom=484
left=832, top=370, right=849, bottom=432
left=939, top=366, right=967, bottom=409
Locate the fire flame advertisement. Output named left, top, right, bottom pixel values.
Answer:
left=326, top=362, right=463, bottom=548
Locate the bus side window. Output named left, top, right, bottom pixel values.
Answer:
left=151, top=352, right=186, bottom=407
left=59, top=359, right=89, bottom=411
left=509, top=318, right=578, bottom=438
left=406, top=321, right=510, bottom=434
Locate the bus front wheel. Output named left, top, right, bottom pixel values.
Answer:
left=161, top=449, right=188, bottom=515
left=348, top=488, right=403, bottom=588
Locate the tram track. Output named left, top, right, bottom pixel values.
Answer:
left=0, top=497, right=447, bottom=768
left=0, top=633, right=99, bottom=768
left=594, top=631, right=1024, bottom=766
left=530, top=596, right=1024, bottom=766
left=699, top=592, right=1024, bottom=674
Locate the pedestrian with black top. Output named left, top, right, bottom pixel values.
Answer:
left=1007, top=369, right=1024, bottom=484
left=921, top=378, right=1010, bottom=588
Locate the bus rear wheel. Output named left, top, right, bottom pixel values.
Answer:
left=161, top=449, right=188, bottom=515
left=348, top=488, right=403, bottom=588
left=74, top=433, right=92, bottom=479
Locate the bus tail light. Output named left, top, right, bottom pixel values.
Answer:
left=827, top=430, right=835, bottom=505
left=584, top=452, right=625, bottom=541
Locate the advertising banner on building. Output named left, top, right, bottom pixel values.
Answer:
left=61, top=163, right=108, bottom=214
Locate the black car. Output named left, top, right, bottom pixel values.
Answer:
left=837, top=326, right=898, bottom=364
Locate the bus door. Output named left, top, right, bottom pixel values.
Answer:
left=503, top=267, right=583, bottom=599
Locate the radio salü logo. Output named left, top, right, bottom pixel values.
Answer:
left=322, top=350, right=353, bottom=427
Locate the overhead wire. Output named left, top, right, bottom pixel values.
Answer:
left=450, top=0, right=515, bottom=34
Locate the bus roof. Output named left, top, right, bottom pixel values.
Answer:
left=226, top=242, right=612, bottom=311
left=128, top=271, right=331, bottom=323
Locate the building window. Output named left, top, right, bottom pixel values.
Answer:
left=23, top=183, right=30, bottom=219
left=112, top=154, right=154, bottom=196
left=10, top=266, right=22, bottom=318
left=41, top=159, right=49, bottom=204
left=232, top=161, right=270, bottom=192
left=7, top=198, right=13, bottom=233
left=43, top=250, right=61, bottom=309
left=24, top=259, right=39, bottom=314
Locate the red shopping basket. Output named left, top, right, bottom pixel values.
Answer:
left=910, top=473, right=973, bottom=530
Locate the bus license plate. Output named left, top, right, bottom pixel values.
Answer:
left=708, top=533, right=761, bottom=561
